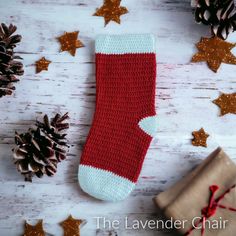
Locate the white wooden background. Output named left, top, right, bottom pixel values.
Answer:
left=1, top=0, right=236, bottom=235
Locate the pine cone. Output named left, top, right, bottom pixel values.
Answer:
left=0, top=23, right=24, bottom=98
left=13, top=113, right=69, bottom=182
left=195, top=0, right=236, bottom=39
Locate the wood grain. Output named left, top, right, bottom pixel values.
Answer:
left=0, top=0, right=236, bottom=235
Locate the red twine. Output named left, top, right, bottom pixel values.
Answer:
left=185, top=184, right=236, bottom=236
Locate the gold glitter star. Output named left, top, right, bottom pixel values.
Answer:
left=35, top=57, right=51, bottom=73
left=192, top=128, right=209, bottom=147
left=23, top=220, right=45, bottom=236
left=213, top=92, right=236, bottom=116
left=191, top=36, right=236, bottom=72
left=60, top=215, right=83, bottom=236
left=94, top=0, right=128, bottom=26
left=58, top=31, right=84, bottom=56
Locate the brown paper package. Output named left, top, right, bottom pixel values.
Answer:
left=154, top=147, right=236, bottom=236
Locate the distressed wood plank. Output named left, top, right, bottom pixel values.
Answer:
left=0, top=0, right=236, bottom=235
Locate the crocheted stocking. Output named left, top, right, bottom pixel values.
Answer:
left=78, top=34, right=157, bottom=201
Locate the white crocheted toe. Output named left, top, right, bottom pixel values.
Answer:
left=78, top=164, right=135, bottom=202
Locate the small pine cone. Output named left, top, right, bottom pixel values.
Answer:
left=194, top=0, right=236, bottom=39
left=0, top=23, right=24, bottom=98
left=13, top=113, right=69, bottom=182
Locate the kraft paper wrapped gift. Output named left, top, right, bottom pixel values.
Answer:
left=154, top=147, right=236, bottom=236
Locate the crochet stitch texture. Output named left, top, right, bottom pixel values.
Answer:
left=79, top=34, right=157, bottom=201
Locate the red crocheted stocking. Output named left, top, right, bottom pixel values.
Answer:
left=79, top=34, right=157, bottom=201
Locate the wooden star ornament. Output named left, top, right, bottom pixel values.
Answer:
left=213, top=92, right=236, bottom=116
left=23, top=220, right=45, bottom=236
left=35, top=57, right=51, bottom=73
left=192, top=128, right=209, bottom=147
left=58, top=31, right=84, bottom=56
left=94, top=0, right=128, bottom=26
left=191, top=36, right=236, bottom=72
left=60, top=215, right=83, bottom=236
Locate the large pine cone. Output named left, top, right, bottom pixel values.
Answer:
left=13, top=113, right=69, bottom=182
left=195, top=0, right=236, bottom=39
left=0, top=23, right=24, bottom=98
